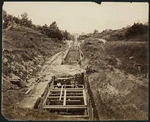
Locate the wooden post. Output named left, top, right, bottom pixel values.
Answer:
left=63, top=89, right=66, bottom=105
left=51, top=76, right=54, bottom=88
left=84, top=109, right=87, bottom=115
left=82, top=73, right=84, bottom=84
left=83, top=90, right=87, bottom=105
left=59, top=85, right=63, bottom=100
left=42, top=90, right=51, bottom=106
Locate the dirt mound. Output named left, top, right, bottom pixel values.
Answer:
left=81, top=38, right=148, bottom=120
left=2, top=26, right=66, bottom=119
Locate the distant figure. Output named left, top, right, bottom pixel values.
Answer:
left=57, top=82, right=61, bottom=88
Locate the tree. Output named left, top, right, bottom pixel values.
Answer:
left=20, top=12, right=32, bottom=28
left=2, top=12, right=13, bottom=28
left=2, top=10, right=73, bottom=41
left=2, top=10, right=7, bottom=28
left=2, top=10, right=7, bottom=21
left=48, top=21, right=63, bottom=40
left=50, top=21, right=58, bottom=30
left=12, top=16, right=20, bottom=25
left=21, top=12, right=28, bottom=20
left=94, top=29, right=98, bottom=34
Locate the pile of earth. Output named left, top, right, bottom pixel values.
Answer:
left=2, top=25, right=66, bottom=120
left=81, top=37, right=148, bottom=120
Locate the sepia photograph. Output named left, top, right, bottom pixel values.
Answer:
left=2, top=1, right=148, bottom=120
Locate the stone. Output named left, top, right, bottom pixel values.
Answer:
left=10, top=75, right=26, bottom=88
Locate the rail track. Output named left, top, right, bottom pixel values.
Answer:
left=33, top=39, right=97, bottom=120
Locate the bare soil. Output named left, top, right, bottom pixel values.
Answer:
left=2, top=28, right=86, bottom=120
left=2, top=26, right=66, bottom=120
left=2, top=25, right=148, bottom=120
left=81, top=38, right=148, bottom=120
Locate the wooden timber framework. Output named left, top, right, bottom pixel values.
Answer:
left=37, top=74, right=95, bottom=119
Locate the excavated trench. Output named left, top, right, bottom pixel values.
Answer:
left=33, top=40, right=99, bottom=120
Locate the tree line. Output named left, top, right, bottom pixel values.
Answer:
left=2, top=10, right=74, bottom=41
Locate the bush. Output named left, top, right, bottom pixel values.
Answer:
left=125, top=23, right=148, bottom=39
left=2, top=10, right=73, bottom=41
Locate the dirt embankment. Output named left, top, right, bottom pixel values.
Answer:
left=78, top=23, right=148, bottom=42
left=2, top=26, right=66, bottom=120
left=81, top=38, right=148, bottom=120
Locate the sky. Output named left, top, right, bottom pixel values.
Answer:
left=3, top=2, right=149, bottom=34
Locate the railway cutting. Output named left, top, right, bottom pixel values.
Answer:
left=19, top=39, right=97, bottom=120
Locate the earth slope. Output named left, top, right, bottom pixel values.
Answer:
left=2, top=25, right=66, bottom=120
left=81, top=38, right=148, bottom=120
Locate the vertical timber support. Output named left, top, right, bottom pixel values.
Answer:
left=59, top=85, right=63, bottom=100
left=63, top=89, right=66, bottom=105
left=83, top=90, right=87, bottom=105
left=42, top=90, right=50, bottom=106
left=51, top=76, right=55, bottom=88
left=82, top=73, right=84, bottom=85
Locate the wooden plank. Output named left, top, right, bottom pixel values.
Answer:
left=54, top=84, right=84, bottom=86
left=49, top=96, right=83, bottom=98
left=67, top=87, right=84, bottom=89
left=50, top=93, right=62, bottom=96
left=67, top=90, right=83, bottom=92
left=56, top=77, right=74, bottom=80
left=42, top=90, right=51, bottom=106
left=66, top=100, right=82, bottom=104
left=53, top=89, right=84, bottom=91
left=48, top=96, right=60, bottom=98
left=50, top=100, right=81, bottom=102
left=43, top=105, right=87, bottom=109
left=83, top=90, right=87, bottom=105
left=66, top=93, right=83, bottom=95
left=63, top=89, right=66, bottom=105
left=52, top=88, right=84, bottom=91
left=50, top=90, right=61, bottom=93
left=58, top=115, right=89, bottom=118
left=59, top=85, right=63, bottom=100
left=25, top=85, right=34, bottom=94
